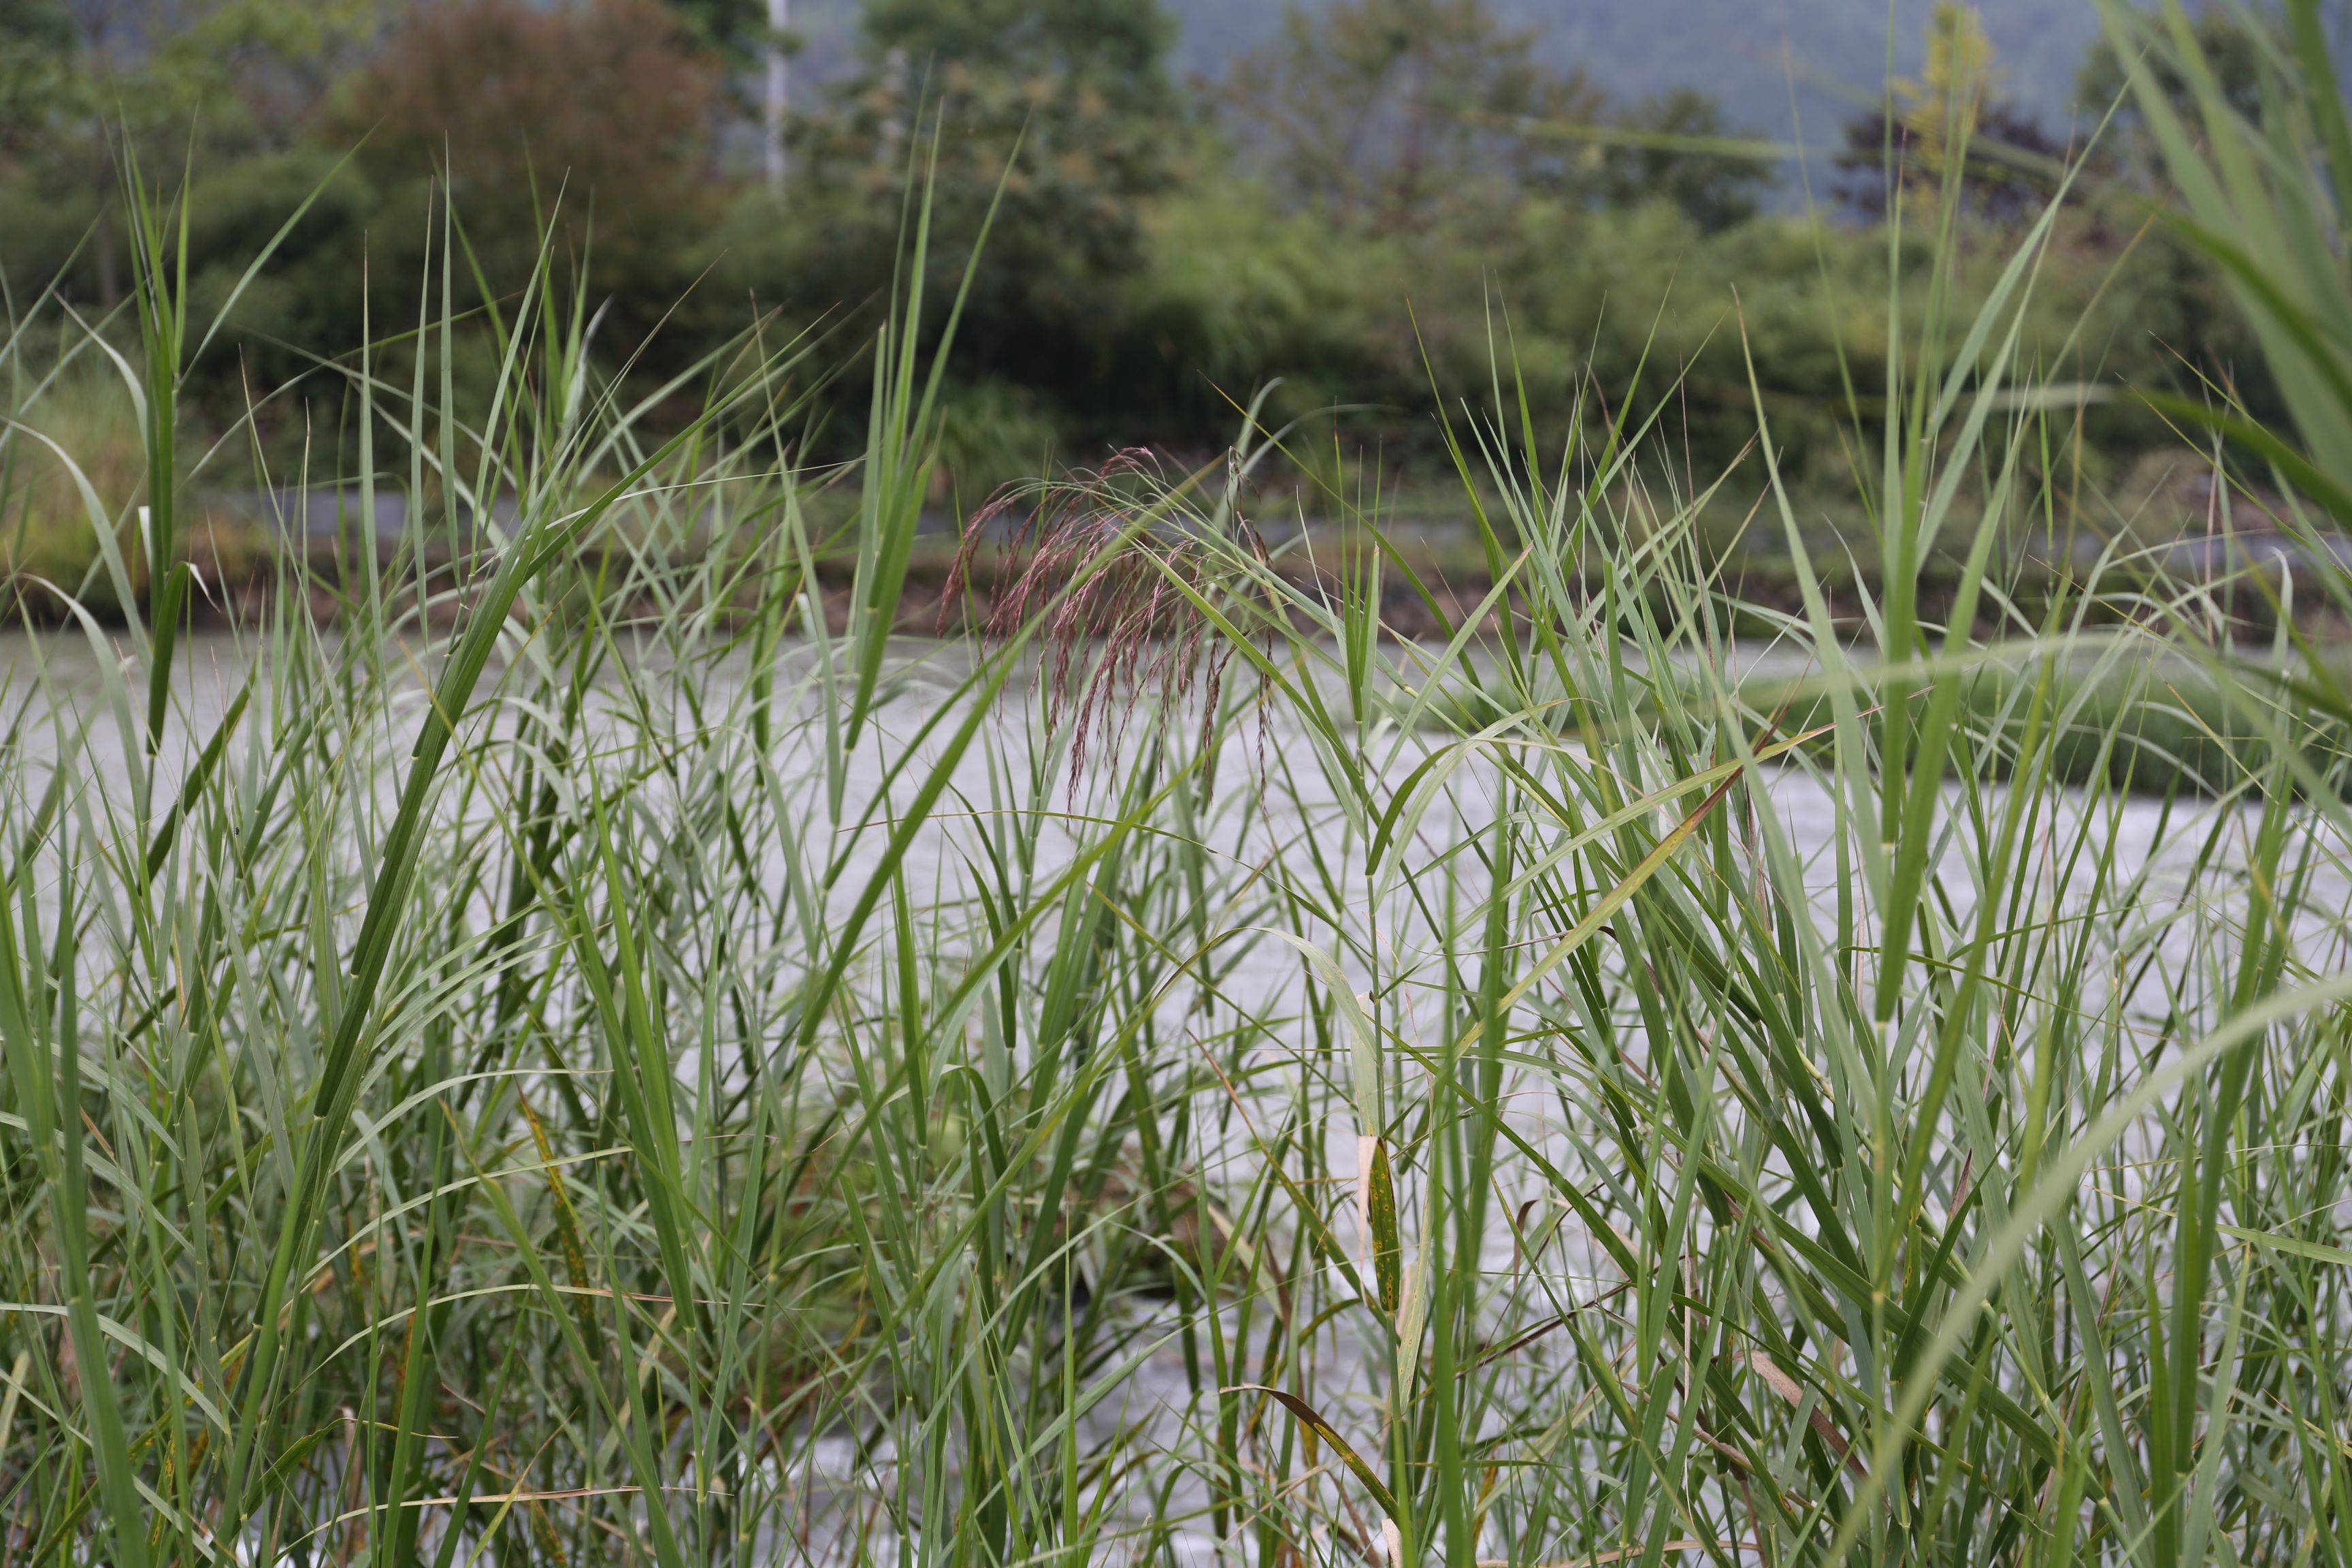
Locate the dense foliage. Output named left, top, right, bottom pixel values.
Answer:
left=0, top=0, right=2274, bottom=516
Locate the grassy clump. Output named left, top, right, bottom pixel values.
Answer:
left=1675, top=647, right=2352, bottom=798
left=0, top=359, right=143, bottom=593
left=14, top=33, right=2352, bottom=1568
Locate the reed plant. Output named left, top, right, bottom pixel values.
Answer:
left=6, top=31, right=2352, bottom=1565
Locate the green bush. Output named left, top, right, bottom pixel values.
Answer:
left=0, top=0, right=2285, bottom=527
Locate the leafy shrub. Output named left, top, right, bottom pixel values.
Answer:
left=0, top=359, right=141, bottom=600
left=933, top=378, right=1064, bottom=510
left=327, top=0, right=728, bottom=309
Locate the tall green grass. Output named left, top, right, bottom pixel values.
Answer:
left=7, top=46, right=2352, bottom=1566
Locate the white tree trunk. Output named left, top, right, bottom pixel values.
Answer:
left=764, top=0, right=791, bottom=193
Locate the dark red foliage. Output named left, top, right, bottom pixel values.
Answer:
left=336, top=0, right=724, bottom=292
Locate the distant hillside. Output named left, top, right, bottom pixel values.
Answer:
left=1160, top=0, right=2106, bottom=142
left=787, top=0, right=2106, bottom=153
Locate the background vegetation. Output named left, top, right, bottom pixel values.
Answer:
left=0, top=0, right=2286, bottom=546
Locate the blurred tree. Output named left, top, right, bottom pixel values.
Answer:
left=816, top=0, right=1179, bottom=225
left=54, top=0, right=385, bottom=148
left=774, top=0, right=1186, bottom=414
left=862, top=0, right=1171, bottom=84
left=1600, top=88, right=1769, bottom=233
left=162, top=0, right=390, bottom=146
left=664, top=0, right=768, bottom=58
left=2072, top=9, right=2276, bottom=427
left=2, top=0, right=384, bottom=161
left=1835, top=1, right=2070, bottom=225
left=2077, top=8, right=2265, bottom=126
left=331, top=0, right=725, bottom=307
left=1221, top=0, right=1605, bottom=231
left=1910, top=1, right=2001, bottom=157
left=0, top=0, right=385, bottom=308
left=1834, top=99, right=2071, bottom=225
left=2076, top=3, right=2267, bottom=182
left=0, top=0, right=80, bottom=156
